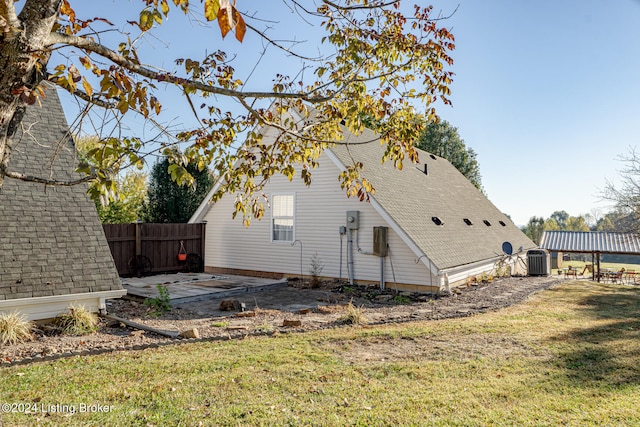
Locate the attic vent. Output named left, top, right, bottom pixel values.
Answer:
left=432, top=216, right=443, bottom=226
left=483, top=220, right=492, bottom=227
left=499, top=220, right=507, bottom=226
left=463, top=218, right=473, bottom=226
left=429, top=154, right=437, bottom=160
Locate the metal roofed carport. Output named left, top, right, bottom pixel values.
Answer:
left=539, top=231, right=640, bottom=282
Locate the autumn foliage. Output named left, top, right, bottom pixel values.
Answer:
left=0, top=0, right=455, bottom=223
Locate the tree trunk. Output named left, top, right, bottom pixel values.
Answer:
left=0, top=0, right=61, bottom=191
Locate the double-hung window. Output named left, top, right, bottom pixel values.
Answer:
left=272, top=194, right=295, bottom=242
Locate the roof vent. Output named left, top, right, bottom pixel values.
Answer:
left=463, top=218, right=473, bottom=226
left=432, top=216, right=443, bottom=226
left=429, top=154, right=437, bottom=160
left=499, top=220, right=507, bottom=227
left=483, top=220, right=492, bottom=227
left=423, top=164, right=428, bottom=175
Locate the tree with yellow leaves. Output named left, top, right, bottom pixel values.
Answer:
left=0, top=0, right=454, bottom=221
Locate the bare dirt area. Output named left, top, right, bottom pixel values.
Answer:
left=1, top=275, right=563, bottom=366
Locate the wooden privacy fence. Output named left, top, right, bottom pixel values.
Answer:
left=103, top=223, right=206, bottom=276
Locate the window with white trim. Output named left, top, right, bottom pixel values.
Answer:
left=272, top=194, right=295, bottom=242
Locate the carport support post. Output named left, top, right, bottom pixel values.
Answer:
left=596, top=252, right=601, bottom=283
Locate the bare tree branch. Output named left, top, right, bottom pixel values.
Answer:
left=46, top=32, right=333, bottom=103
left=4, top=169, right=96, bottom=186
left=321, top=0, right=398, bottom=11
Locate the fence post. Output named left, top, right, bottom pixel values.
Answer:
left=200, top=221, right=207, bottom=264
left=135, top=221, right=142, bottom=258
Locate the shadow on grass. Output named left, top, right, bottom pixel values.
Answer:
left=550, top=283, right=640, bottom=387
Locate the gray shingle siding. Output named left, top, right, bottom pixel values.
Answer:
left=0, top=83, right=122, bottom=301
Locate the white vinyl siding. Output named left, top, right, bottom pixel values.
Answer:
left=272, top=194, right=295, bottom=242
left=201, top=151, right=438, bottom=287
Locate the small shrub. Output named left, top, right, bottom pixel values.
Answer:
left=211, top=321, right=230, bottom=328
left=309, top=252, right=324, bottom=288
left=336, top=300, right=368, bottom=325
left=342, top=285, right=356, bottom=293
left=0, top=311, right=34, bottom=345
left=392, top=295, right=412, bottom=304
left=54, top=305, right=99, bottom=336
left=144, top=284, right=171, bottom=317
left=255, top=322, right=274, bottom=332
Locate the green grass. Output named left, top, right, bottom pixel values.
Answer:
left=1, top=281, right=640, bottom=426
left=211, top=321, right=230, bottom=328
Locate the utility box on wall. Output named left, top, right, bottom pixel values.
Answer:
left=346, top=211, right=360, bottom=230
left=373, top=226, right=388, bottom=257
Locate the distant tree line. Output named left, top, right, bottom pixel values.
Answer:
left=521, top=209, right=638, bottom=245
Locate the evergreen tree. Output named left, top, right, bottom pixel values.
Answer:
left=415, top=120, right=483, bottom=191
left=142, top=159, right=213, bottom=223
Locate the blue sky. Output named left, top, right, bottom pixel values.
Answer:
left=427, top=0, right=640, bottom=225
left=57, top=1, right=640, bottom=227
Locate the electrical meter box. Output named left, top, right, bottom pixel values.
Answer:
left=346, top=211, right=359, bottom=230
left=373, top=226, right=388, bottom=257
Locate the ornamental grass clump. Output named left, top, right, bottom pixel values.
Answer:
left=54, top=305, right=99, bottom=336
left=336, top=300, right=368, bottom=326
left=0, top=311, right=34, bottom=345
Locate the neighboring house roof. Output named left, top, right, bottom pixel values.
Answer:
left=0, top=83, right=123, bottom=304
left=540, top=230, right=640, bottom=254
left=191, top=116, right=536, bottom=272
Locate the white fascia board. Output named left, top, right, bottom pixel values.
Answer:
left=189, top=176, right=226, bottom=223
left=323, top=149, right=440, bottom=277
left=439, top=248, right=527, bottom=278
left=0, top=290, right=128, bottom=321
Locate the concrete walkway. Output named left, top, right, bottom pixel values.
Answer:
left=120, top=273, right=287, bottom=304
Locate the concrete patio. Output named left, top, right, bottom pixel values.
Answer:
left=120, top=273, right=288, bottom=304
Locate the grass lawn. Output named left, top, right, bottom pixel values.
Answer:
left=1, top=280, right=639, bottom=426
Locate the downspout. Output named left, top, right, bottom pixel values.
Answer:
left=440, top=272, right=451, bottom=295
left=348, top=230, right=355, bottom=286
left=380, top=256, right=385, bottom=290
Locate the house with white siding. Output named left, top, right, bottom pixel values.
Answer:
left=190, top=114, right=536, bottom=293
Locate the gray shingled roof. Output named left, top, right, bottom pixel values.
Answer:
left=0, top=83, right=122, bottom=301
left=540, top=230, right=640, bottom=254
left=329, top=128, right=537, bottom=270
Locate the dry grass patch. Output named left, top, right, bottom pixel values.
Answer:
left=335, top=300, right=368, bottom=325
left=0, top=312, right=33, bottom=345
left=53, top=305, right=99, bottom=336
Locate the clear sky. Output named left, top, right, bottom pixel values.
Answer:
left=56, top=1, right=640, bottom=227
left=427, top=0, right=640, bottom=226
